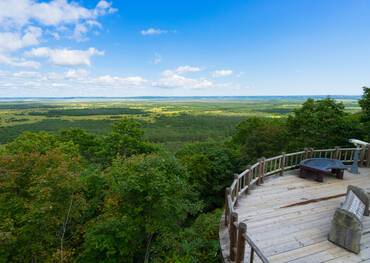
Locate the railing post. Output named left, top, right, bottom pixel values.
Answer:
left=367, top=146, right=370, bottom=168
left=234, top=174, right=239, bottom=204
left=229, top=212, right=238, bottom=261
left=304, top=148, right=309, bottom=159
left=310, top=148, right=314, bottom=158
left=225, top=188, right=231, bottom=226
left=246, top=165, right=251, bottom=194
left=280, top=152, right=286, bottom=176
left=234, top=174, right=240, bottom=193
left=235, top=222, right=247, bottom=263
left=258, top=158, right=265, bottom=184
left=351, top=147, right=360, bottom=174
left=360, top=145, right=366, bottom=167
left=334, top=146, right=341, bottom=160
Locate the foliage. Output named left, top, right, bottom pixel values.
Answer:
left=79, top=153, right=201, bottom=262
left=0, top=119, right=114, bottom=144
left=176, top=142, right=236, bottom=210
left=143, top=114, right=244, bottom=152
left=359, top=87, right=370, bottom=121
left=5, top=131, right=78, bottom=157
left=232, top=117, right=288, bottom=164
left=0, top=149, right=85, bottom=262
left=0, top=103, right=57, bottom=109
left=59, top=119, right=156, bottom=166
left=256, top=108, right=293, bottom=114
left=29, top=107, right=147, bottom=116
left=59, top=129, right=103, bottom=164
left=287, top=98, right=363, bottom=149
left=153, top=209, right=222, bottom=263
left=359, top=87, right=370, bottom=141
left=99, top=119, right=156, bottom=165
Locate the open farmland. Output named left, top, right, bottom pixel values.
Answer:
left=0, top=97, right=360, bottom=150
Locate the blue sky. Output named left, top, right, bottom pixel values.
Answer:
left=0, top=0, right=369, bottom=97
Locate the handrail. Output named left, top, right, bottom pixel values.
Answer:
left=223, top=144, right=370, bottom=263
left=245, top=233, right=269, bottom=263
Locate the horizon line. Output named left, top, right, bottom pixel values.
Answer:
left=0, top=95, right=361, bottom=99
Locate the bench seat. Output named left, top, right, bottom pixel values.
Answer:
left=328, top=185, right=369, bottom=253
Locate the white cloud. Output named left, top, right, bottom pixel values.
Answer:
left=141, top=28, right=168, bottom=36
left=154, top=67, right=213, bottom=89
left=0, top=1, right=116, bottom=71
left=25, top=47, right=104, bottom=66
left=65, top=68, right=89, bottom=79
left=46, top=30, right=60, bottom=40
left=72, top=23, right=88, bottom=41
left=13, top=71, right=40, bottom=77
left=0, top=67, right=215, bottom=94
left=0, top=68, right=247, bottom=96
left=212, top=69, right=233, bottom=78
left=72, top=20, right=103, bottom=41
left=95, top=0, right=117, bottom=16
left=0, top=70, right=149, bottom=97
left=0, top=0, right=116, bottom=46
left=0, top=26, right=42, bottom=52
left=95, top=75, right=148, bottom=87
left=174, top=65, right=202, bottom=74
left=0, top=54, right=39, bottom=68
left=162, top=65, right=202, bottom=77
left=86, top=20, right=102, bottom=29
left=154, top=75, right=213, bottom=89
left=0, top=0, right=116, bottom=28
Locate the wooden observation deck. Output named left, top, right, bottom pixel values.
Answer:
left=220, top=146, right=370, bottom=263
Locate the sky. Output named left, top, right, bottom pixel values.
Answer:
left=0, top=0, right=369, bottom=97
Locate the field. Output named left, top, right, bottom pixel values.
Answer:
left=0, top=97, right=360, bottom=151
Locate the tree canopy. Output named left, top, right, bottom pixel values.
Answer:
left=0, top=149, right=85, bottom=262
left=232, top=117, right=288, bottom=164
left=359, top=87, right=370, bottom=121
left=79, top=153, right=201, bottom=262
left=176, top=142, right=236, bottom=210
left=287, top=98, right=363, bottom=149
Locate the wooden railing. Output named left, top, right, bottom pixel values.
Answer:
left=223, top=145, right=370, bottom=263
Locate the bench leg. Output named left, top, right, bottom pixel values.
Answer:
left=337, top=170, right=344, bottom=179
left=333, top=169, right=344, bottom=179
left=316, top=174, right=324, bottom=182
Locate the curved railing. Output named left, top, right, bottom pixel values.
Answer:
left=223, top=145, right=370, bottom=263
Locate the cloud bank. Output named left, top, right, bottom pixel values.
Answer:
left=0, top=0, right=116, bottom=69
left=25, top=47, right=104, bottom=66
left=212, top=69, right=233, bottom=78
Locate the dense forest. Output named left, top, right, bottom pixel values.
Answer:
left=0, top=88, right=369, bottom=262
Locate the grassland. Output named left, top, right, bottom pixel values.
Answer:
left=0, top=98, right=360, bottom=151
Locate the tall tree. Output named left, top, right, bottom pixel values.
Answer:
left=176, top=142, right=236, bottom=210
left=232, top=117, right=288, bottom=163
left=100, top=118, right=156, bottom=165
left=287, top=98, right=361, bottom=149
left=0, top=149, right=85, bottom=262
left=359, top=86, right=370, bottom=121
left=59, top=128, right=102, bottom=164
left=79, top=153, right=200, bottom=262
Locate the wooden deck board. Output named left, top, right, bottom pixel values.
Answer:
left=220, top=168, right=370, bottom=263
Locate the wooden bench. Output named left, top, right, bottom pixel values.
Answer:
left=300, top=158, right=347, bottom=182
left=328, top=185, right=369, bottom=253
